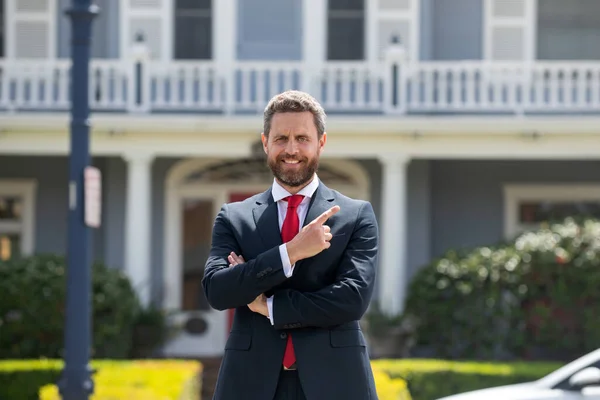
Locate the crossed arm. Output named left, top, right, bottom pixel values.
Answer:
left=202, top=204, right=290, bottom=311
left=202, top=202, right=379, bottom=329
left=270, top=202, right=378, bottom=329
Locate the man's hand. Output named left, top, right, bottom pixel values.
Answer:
left=228, top=252, right=270, bottom=318
left=286, top=205, right=340, bottom=265
left=247, top=293, right=269, bottom=318
left=228, top=252, right=245, bottom=267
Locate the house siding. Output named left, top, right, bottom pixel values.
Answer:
left=430, top=160, right=600, bottom=258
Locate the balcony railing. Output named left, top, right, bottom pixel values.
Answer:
left=1, top=48, right=599, bottom=116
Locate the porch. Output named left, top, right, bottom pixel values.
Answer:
left=1, top=47, right=600, bottom=116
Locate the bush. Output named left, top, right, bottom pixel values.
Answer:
left=0, top=254, right=141, bottom=359
left=39, top=360, right=201, bottom=400
left=0, top=359, right=62, bottom=400
left=372, top=359, right=561, bottom=400
left=404, top=218, right=600, bottom=360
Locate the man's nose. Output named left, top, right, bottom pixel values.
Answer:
left=285, top=139, right=298, bottom=154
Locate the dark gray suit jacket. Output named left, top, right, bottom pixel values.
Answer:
left=202, top=182, right=379, bottom=399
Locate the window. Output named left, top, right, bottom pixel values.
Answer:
left=503, top=184, right=600, bottom=238
left=174, top=0, right=212, bottom=60
left=537, top=0, right=600, bottom=60
left=0, top=180, right=36, bottom=260
left=327, top=0, right=365, bottom=60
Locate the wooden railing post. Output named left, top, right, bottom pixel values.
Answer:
left=128, top=31, right=150, bottom=113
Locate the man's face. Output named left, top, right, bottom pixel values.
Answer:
left=261, top=111, right=326, bottom=190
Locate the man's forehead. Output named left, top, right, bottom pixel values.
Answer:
left=272, top=130, right=310, bottom=136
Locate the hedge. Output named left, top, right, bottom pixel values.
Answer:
left=1, top=359, right=566, bottom=400
left=0, top=254, right=141, bottom=359
left=372, top=359, right=562, bottom=400
left=404, top=218, right=600, bottom=361
left=0, top=359, right=201, bottom=400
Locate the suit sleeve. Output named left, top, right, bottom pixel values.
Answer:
left=202, top=204, right=289, bottom=311
left=271, top=201, right=378, bottom=329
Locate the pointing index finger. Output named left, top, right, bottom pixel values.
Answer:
left=314, top=205, right=340, bottom=225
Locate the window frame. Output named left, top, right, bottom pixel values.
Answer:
left=503, top=183, right=600, bottom=239
left=173, top=0, right=213, bottom=60
left=0, top=179, right=36, bottom=257
left=326, top=0, right=366, bottom=61
left=536, top=0, right=600, bottom=60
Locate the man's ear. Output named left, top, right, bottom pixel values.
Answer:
left=261, top=132, right=268, bottom=153
left=319, top=132, right=327, bottom=151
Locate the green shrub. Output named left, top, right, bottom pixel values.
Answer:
left=404, top=218, right=600, bottom=360
left=0, top=359, right=62, bottom=400
left=0, top=254, right=141, bottom=359
left=372, top=359, right=561, bottom=400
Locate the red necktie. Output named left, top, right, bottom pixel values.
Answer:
left=281, top=194, right=304, bottom=368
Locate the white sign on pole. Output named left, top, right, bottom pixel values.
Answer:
left=84, top=166, right=102, bottom=228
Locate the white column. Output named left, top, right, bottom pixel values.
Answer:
left=124, top=152, right=154, bottom=307
left=378, top=154, right=410, bottom=316
left=214, top=0, right=237, bottom=113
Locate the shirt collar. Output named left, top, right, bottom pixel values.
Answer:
left=271, top=174, right=320, bottom=203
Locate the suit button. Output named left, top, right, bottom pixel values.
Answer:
left=280, top=332, right=287, bottom=339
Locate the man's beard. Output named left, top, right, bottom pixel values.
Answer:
left=267, top=154, right=319, bottom=188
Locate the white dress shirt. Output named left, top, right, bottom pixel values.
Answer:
left=266, top=174, right=320, bottom=324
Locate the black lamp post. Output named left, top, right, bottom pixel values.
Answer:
left=57, top=1, right=98, bottom=399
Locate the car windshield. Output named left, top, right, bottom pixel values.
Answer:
left=535, top=349, right=600, bottom=388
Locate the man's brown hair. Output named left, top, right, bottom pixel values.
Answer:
left=263, top=90, right=326, bottom=138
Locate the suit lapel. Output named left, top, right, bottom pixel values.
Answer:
left=252, top=189, right=283, bottom=250
left=303, top=184, right=336, bottom=228
left=295, top=184, right=337, bottom=269
left=252, top=183, right=336, bottom=257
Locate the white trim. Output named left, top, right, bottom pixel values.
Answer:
left=303, top=0, right=326, bottom=65
left=213, top=0, right=235, bottom=63
left=366, top=0, right=379, bottom=63
left=120, top=0, right=170, bottom=61
left=6, top=0, right=57, bottom=59
left=119, top=0, right=127, bottom=60
left=503, top=183, right=600, bottom=239
left=411, top=0, right=421, bottom=62
left=0, top=179, right=37, bottom=256
left=163, top=157, right=371, bottom=311
left=164, top=0, right=174, bottom=61
left=483, top=0, right=537, bottom=61
left=372, top=0, right=420, bottom=61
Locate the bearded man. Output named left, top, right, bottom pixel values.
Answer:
left=202, top=90, right=380, bottom=400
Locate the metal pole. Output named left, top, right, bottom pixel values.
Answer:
left=58, top=1, right=98, bottom=399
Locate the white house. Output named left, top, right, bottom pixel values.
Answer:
left=1, top=0, right=600, bottom=357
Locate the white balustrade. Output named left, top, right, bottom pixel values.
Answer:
left=0, top=56, right=598, bottom=115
